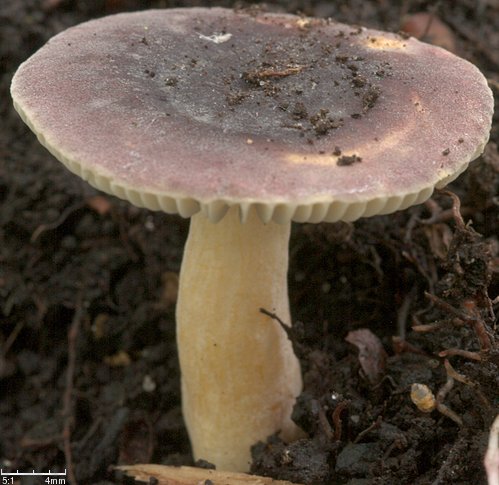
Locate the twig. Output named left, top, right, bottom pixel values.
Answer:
left=331, top=401, right=349, bottom=441
left=420, top=189, right=472, bottom=227
left=353, top=416, right=382, bottom=444
left=439, top=189, right=466, bottom=229
left=1, top=320, right=24, bottom=358
left=424, top=292, right=469, bottom=320
left=438, top=348, right=482, bottom=361
left=317, top=407, right=334, bottom=440
left=420, top=191, right=473, bottom=226
left=419, top=206, right=474, bottom=225
left=420, top=198, right=443, bottom=225
left=425, top=293, right=492, bottom=352
left=259, top=307, right=289, bottom=329
left=259, top=308, right=303, bottom=358
left=397, top=286, right=417, bottom=340
left=31, top=202, right=84, bottom=242
left=392, top=336, right=427, bottom=356
left=412, top=321, right=445, bottom=333
left=443, top=359, right=491, bottom=409
left=20, top=434, right=60, bottom=448
left=462, top=300, right=492, bottom=352
left=435, top=377, right=463, bottom=426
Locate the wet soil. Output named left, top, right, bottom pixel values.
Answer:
left=1, top=1, right=498, bottom=484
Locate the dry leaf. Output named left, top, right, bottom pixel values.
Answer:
left=117, top=464, right=302, bottom=485
left=401, top=13, right=457, bottom=53
left=86, top=194, right=112, bottom=215
left=345, top=328, right=387, bottom=384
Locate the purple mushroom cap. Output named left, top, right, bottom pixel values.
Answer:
left=11, top=7, right=493, bottom=223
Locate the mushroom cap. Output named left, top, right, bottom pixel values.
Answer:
left=11, top=8, right=493, bottom=223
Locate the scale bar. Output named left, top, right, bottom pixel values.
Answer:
left=0, top=469, right=67, bottom=476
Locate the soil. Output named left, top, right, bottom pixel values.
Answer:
left=1, top=1, right=498, bottom=484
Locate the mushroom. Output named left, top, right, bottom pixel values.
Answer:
left=11, top=8, right=493, bottom=472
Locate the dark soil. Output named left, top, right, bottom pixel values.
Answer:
left=1, top=1, right=498, bottom=484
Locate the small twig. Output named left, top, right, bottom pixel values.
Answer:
left=419, top=207, right=475, bottom=225
left=1, top=320, right=24, bottom=358
left=439, top=189, right=466, bottom=229
left=20, top=434, right=60, bottom=449
left=435, top=376, right=454, bottom=403
left=317, top=407, right=334, bottom=441
left=421, top=189, right=473, bottom=226
left=74, top=417, right=102, bottom=451
left=412, top=321, right=445, bottom=333
left=392, top=336, right=427, bottom=356
left=438, top=348, right=482, bottom=361
left=444, top=359, right=491, bottom=409
left=435, top=377, right=463, bottom=426
left=382, top=436, right=406, bottom=461
left=259, top=308, right=288, bottom=327
left=424, top=292, right=469, bottom=320
left=425, top=293, right=492, bottom=352
left=420, top=198, right=443, bottom=225
left=371, top=374, right=398, bottom=391
left=353, top=416, right=382, bottom=444
left=462, top=300, right=492, bottom=352
left=259, top=308, right=303, bottom=359
left=31, top=202, right=84, bottom=242
left=331, top=401, right=349, bottom=441
left=397, top=286, right=417, bottom=340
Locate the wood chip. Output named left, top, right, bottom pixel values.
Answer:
left=116, top=464, right=303, bottom=485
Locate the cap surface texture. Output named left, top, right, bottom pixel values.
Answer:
left=11, top=8, right=494, bottom=223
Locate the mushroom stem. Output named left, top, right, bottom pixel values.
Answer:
left=176, top=206, right=303, bottom=472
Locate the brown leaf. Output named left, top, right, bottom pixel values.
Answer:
left=400, top=13, right=457, bottom=53
left=345, top=329, right=387, bottom=384
left=86, top=194, right=112, bottom=215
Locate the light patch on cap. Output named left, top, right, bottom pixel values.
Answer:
left=365, top=36, right=408, bottom=50
left=296, top=18, right=312, bottom=30
left=361, top=123, right=413, bottom=156
left=284, top=121, right=413, bottom=167
left=284, top=152, right=346, bottom=166
left=411, top=92, right=426, bottom=113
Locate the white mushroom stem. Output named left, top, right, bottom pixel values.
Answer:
left=485, top=415, right=499, bottom=485
left=176, top=206, right=303, bottom=472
